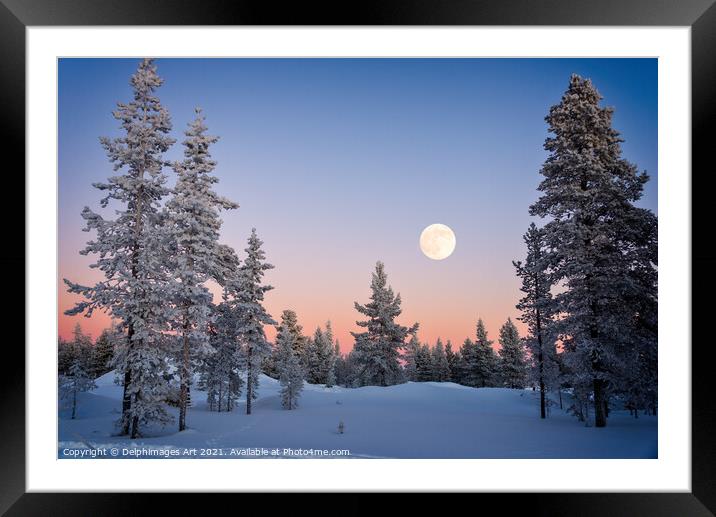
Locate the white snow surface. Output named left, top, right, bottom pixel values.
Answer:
left=59, top=371, right=657, bottom=459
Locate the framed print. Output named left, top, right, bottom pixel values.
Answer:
left=4, top=0, right=716, bottom=513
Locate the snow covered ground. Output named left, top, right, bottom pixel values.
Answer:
left=59, top=371, right=657, bottom=459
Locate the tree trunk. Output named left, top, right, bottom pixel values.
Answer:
left=558, top=388, right=563, bottom=410
left=121, top=326, right=134, bottom=435
left=593, top=377, right=607, bottom=427
left=72, top=387, right=77, bottom=420
left=125, top=104, right=148, bottom=438
left=178, top=315, right=190, bottom=431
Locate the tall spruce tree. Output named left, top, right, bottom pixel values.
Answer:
left=269, top=310, right=307, bottom=375
left=233, top=229, right=276, bottom=414
left=415, top=344, right=433, bottom=382
left=474, top=319, right=498, bottom=387
left=323, top=322, right=337, bottom=387
left=351, top=262, right=418, bottom=386
left=403, top=334, right=421, bottom=381
left=276, top=311, right=305, bottom=409
left=431, top=338, right=450, bottom=382
left=530, top=74, right=658, bottom=427
left=445, top=340, right=459, bottom=383
left=497, top=318, right=528, bottom=389
left=514, top=223, right=558, bottom=418
left=166, top=108, right=238, bottom=431
left=200, top=292, right=244, bottom=412
left=91, top=326, right=120, bottom=378
left=458, top=338, right=477, bottom=387
left=64, top=59, right=175, bottom=438
left=59, top=355, right=97, bottom=420
left=305, top=323, right=336, bottom=385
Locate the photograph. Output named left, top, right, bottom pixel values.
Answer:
left=57, top=57, right=658, bottom=460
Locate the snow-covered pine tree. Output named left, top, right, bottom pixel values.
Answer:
left=445, top=340, right=459, bottom=383
left=458, top=338, right=477, bottom=387
left=90, top=325, right=122, bottom=378
left=165, top=108, right=238, bottom=431
left=63, top=58, right=175, bottom=438
left=497, top=318, right=528, bottom=389
left=305, top=327, right=325, bottom=384
left=403, top=334, right=421, bottom=381
left=200, top=291, right=244, bottom=412
left=351, top=262, right=418, bottom=386
left=270, top=311, right=309, bottom=372
left=276, top=311, right=305, bottom=409
left=58, top=337, right=75, bottom=376
left=323, top=322, right=337, bottom=387
left=514, top=223, right=558, bottom=418
left=530, top=74, right=658, bottom=427
left=268, top=309, right=305, bottom=376
left=59, top=324, right=93, bottom=376
left=59, top=355, right=97, bottom=420
left=305, top=322, right=338, bottom=385
left=332, top=342, right=345, bottom=386
left=474, top=319, right=498, bottom=387
left=233, top=229, right=276, bottom=415
left=415, top=344, right=433, bottom=382
left=431, top=338, right=450, bottom=382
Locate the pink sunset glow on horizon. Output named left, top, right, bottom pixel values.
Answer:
left=58, top=249, right=527, bottom=354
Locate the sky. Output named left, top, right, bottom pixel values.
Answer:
left=58, top=58, right=658, bottom=353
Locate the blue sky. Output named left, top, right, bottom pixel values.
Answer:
left=58, top=58, right=657, bottom=348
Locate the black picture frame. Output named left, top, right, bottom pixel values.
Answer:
left=4, top=0, right=715, bottom=513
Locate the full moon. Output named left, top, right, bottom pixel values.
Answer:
left=419, top=223, right=456, bottom=260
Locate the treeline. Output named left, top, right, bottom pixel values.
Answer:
left=402, top=318, right=527, bottom=388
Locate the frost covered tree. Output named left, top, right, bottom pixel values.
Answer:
left=306, top=327, right=321, bottom=384
left=415, top=344, right=433, bottom=382
left=497, top=318, right=527, bottom=389
left=269, top=309, right=306, bottom=376
left=276, top=311, right=305, bottom=409
left=331, top=342, right=344, bottom=384
left=514, top=223, right=558, bottom=418
left=530, top=74, right=658, bottom=427
left=323, top=322, right=337, bottom=387
left=462, top=319, right=498, bottom=387
left=59, top=324, right=93, bottom=376
left=58, top=337, right=74, bottom=376
left=445, top=340, right=459, bottom=383
left=351, top=262, right=418, bottom=386
left=305, top=322, right=337, bottom=385
left=233, top=229, right=276, bottom=414
left=334, top=352, right=350, bottom=387
left=91, top=325, right=121, bottom=378
left=403, top=334, right=421, bottom=381
left=431, top=338, right=450, bottom=382
left=166, top=108, right=238, bottom=431
left=200, top=294, right=244, bottom=412
left=270, top=310, right=309, bottom=373
left=458, top=338, right=474, bottom=386
left=63, top=58, right=175, bottom=438
left=60, top=356, right=97, bottom=420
